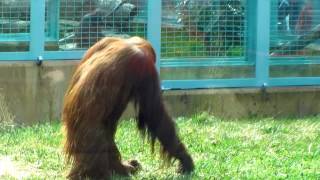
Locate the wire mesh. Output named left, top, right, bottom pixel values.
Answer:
left=49, top=0, right=148, bottom=50
left=270, top=0, right=320, bottom=57
left=270, top=64, right=320, bottom=77
left=161, top=0, right=247, bottom=59
left=0, top=0, right=30, bottom=52
left=160, top=65, right=254, bottom=80
left=0, top=0, right=30, bottom=34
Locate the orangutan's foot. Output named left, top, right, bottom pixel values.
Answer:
left=122, top=159, right=142, bottom=174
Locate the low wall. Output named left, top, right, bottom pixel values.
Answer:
left=0, top=61, right=75, bottom=124
left=0, top=61, right=320, bottom=124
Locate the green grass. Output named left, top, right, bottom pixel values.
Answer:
left=0, top=113, right=320, bottom=179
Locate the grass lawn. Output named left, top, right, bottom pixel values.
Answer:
left=0, top=113, right=320, bottom=179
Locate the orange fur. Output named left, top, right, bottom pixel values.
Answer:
left=62, top=37, right=194, bottom=179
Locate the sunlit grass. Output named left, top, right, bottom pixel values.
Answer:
left=0, top=113, right=320, bottom=179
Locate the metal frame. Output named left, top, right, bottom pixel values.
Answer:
left=0, top=0, right=319, bottom=89
left=254, top=0, right=270, bottom=87
left=46, top=0, right=60, bottom=41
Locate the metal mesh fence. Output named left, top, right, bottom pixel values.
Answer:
left=0, top=0, right=30, bottom=52
left=161, top=0, right=247, bottom=58
left=270, top=0, right=320, bottom=57
left=49, top=0, right=147, bottom=50
left=270, top=64, right=320, bottom=77
left=0, top=0, right=30, bottom=34
left=160, top=66, right=254, bottom=80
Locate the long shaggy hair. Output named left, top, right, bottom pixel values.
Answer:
left=62, top=37, right=194, bottom=179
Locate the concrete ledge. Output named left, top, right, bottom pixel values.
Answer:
left=0, top=61, right=320, bottom=124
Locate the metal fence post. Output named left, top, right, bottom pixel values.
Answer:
left=30, top=0, right=46, bottom=60
left=255, top=0, right=271, bottom=87
left=46, top=0, right=60, bottom=41
left=147, top=0, right=161, bottom=73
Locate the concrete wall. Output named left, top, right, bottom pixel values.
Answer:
left=0, top=61, right=320, bottom=124
left=0, top=61, right=75, bottom=124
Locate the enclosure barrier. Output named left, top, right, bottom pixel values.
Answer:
left=0, top=0, right=320, bottom=89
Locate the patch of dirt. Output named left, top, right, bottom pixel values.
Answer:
left=0, top=156, right=39, bottom=179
